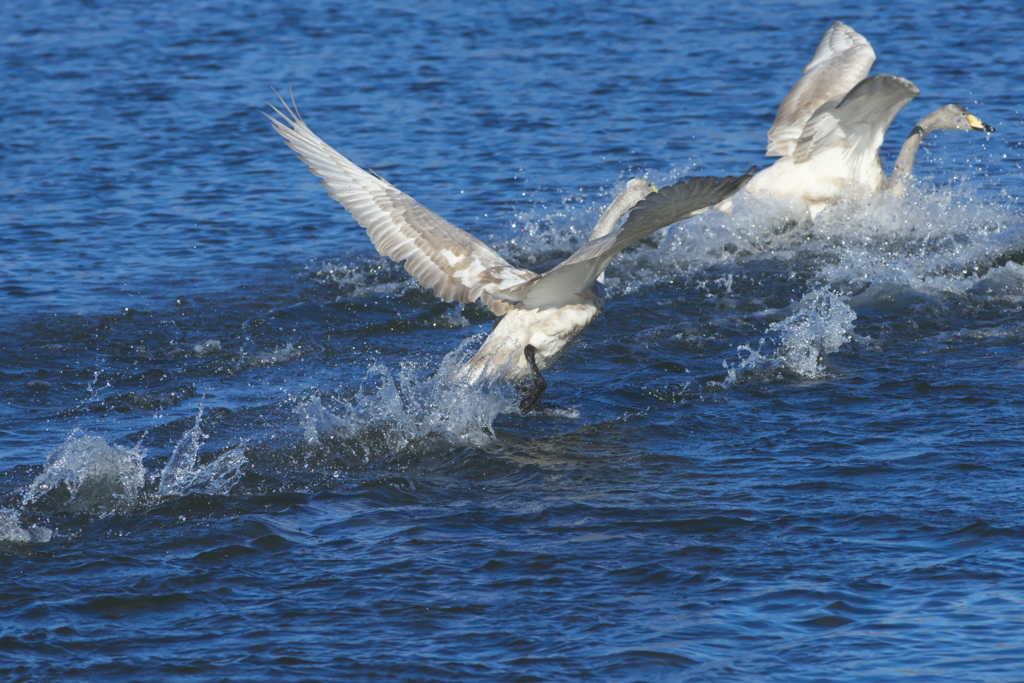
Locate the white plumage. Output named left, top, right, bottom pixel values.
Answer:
left=721, top=22, right=993, bottom=219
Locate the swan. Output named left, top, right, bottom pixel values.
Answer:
left=721, top=21, right=993, bottom=218
left=266, top=95, right=753, bottom=411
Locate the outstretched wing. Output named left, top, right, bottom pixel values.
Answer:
left=766, top=21, right=876, bottom=157
left=266, top=94, right=535, bottom=316
left=792, top=74, right=919, bottom=165
left=499, top=168, right=756, bottom=309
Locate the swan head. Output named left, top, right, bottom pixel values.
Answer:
left=614, top=178, right=658, bottom=222
left=623, top=178, right=659, bottom=199
left=920, top=104, right=995, bottom=134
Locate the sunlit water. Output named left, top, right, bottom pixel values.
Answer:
left=3, top=0, right=1024, bottom=680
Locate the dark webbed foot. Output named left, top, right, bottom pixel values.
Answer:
left=518, top=344, right=547, bottom=413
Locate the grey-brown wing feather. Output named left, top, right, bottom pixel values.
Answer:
left=792, top=74, right=919, bottom=163
left=266, top=95, right=535, bottom=316
left=499, top=168, right=756, bottom=309
left=766, top=21, right=875, bottom=157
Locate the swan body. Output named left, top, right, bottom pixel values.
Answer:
left=267, top=94, right=753, bottom=410
left=723, top=22, right=993, bottom=219
left=460, top=301, right=601, bottom=385
left=744, top=72, right=920, bottom=217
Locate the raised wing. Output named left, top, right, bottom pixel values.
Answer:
left=792, top=74, right=919, bottom=164
left=766, top=21, right=875, bottom=157
left=266, top=94, right=535, bottom=316
left=499, top=168, right=756, bottom=309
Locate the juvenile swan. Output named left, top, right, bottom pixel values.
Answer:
left=723, top=21, right=993, bottom=218
left=267, top=96, right=753, bottom=411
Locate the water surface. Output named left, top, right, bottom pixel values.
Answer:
left=3, top=0, right=1024, bottom=680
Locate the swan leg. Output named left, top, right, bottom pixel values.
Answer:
left=518, top=345, right=547, bottom=413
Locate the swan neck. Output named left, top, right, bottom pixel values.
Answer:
left=590, top=189, right=638, bottom=240
left=890, top=125, right=926, bottom=193
left=590, top=183, right=649, bottom=283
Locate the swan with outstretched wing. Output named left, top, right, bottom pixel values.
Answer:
left=267, top=94, right=752, bottom=411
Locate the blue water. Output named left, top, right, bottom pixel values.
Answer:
left=3, top=0, right=1024, bottom=680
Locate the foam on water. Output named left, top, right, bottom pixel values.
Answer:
left=602, top=181, right=1022, bottom=303
left=811, top=184, right=1020, bottom=293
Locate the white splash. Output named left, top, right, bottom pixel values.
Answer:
left=0, top=507, right=52, bottom=544
left=721, top=288, right=857, bottom=385
left=500, top=175, right=670, bottom=270
left=299, top=336, right=510, bottom=458
left=811, top=187, right=1018, bottom=295
left=311, top=258, right=408, bottom=299
left=770, top=289, right=858, bottom=378
left=10, top=409, right=247, bottom=542
left=158, top=406, right=247, bottom=498
left=615, top=181, right=1020, bottom=301
left=23, top=430, right=147, bottom=515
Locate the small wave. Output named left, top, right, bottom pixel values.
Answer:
left=233, top=342, right=305, bottom=370
left=969, top=260, right=1024, bottom=302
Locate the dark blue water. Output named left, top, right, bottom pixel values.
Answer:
left=3, top=0, right=1024, bottom=680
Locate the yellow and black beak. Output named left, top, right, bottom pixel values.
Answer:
left=648, top=183, right=658, bottom=193
left=968, top=113, right=995, bottom=133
